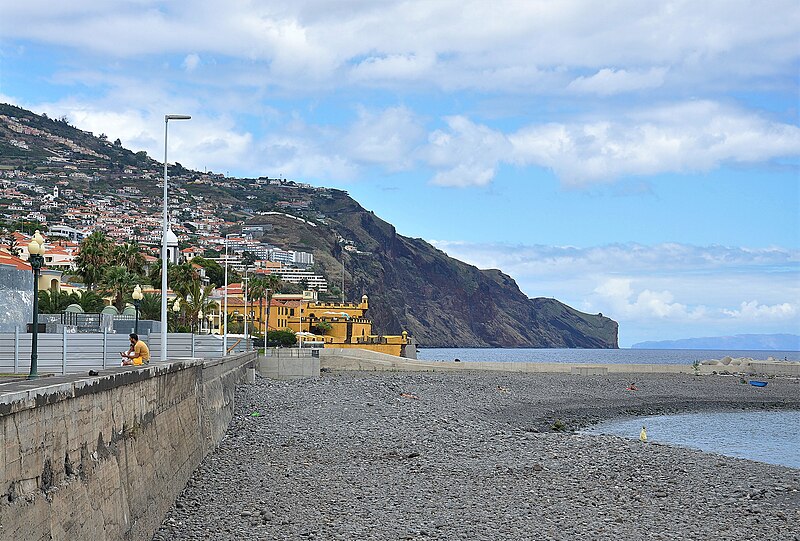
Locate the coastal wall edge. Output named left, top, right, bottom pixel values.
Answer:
left=0, top=351, right=256, bottom=541
left=318, top=348, right=695, bottom=374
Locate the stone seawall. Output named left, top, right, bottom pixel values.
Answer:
left=319, top=348, right=694, bottom=374
left=0, top=351, right=256, bottom=541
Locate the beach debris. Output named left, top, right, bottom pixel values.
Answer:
left=454, top=358, right=461, bottom=362
left=399, top=392, right=419, bottom=400
left=626, top=383, right=638, bottom=391
left=250, top=412, right=261, bottom=417
left=640, top=426, right=648, bottom=443
left=497, top=386, right=510, bottom=393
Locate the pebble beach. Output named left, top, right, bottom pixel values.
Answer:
left=153, top=371, right=800, bottom=541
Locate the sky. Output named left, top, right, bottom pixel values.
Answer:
left=0, top=1, right=798, bottom=346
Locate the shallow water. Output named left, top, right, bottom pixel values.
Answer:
left=583, top=410, right=800, bottom=469
left=417, top=347, right=800, bottom=364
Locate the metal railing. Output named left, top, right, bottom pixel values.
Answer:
left=0, top=329, right=253, bottom=375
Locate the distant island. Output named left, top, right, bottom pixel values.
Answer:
left=632, top=333, right=800, bottom=351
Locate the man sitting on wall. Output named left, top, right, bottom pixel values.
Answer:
left=120, top=333, right=150, bottom=366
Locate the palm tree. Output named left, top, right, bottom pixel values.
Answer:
left=248, top=274, right=282, bottom=335
left=76, top=290, right=106, bottom=313
left=75, top=231, right=110, bottom=290
left=138, top=292, right=162, bottom=321
left=112, top=242, right=146, bottom=276
left=99, top=265, right=138, bottom=311
left=180, top=281, right=217, bottom=333
left=148, top=260, right=199, bottom=298
left=248, top=276, right=266, bottom=334
left=38, top=290, right=79, bottom=313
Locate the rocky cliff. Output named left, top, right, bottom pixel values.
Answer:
left=254, top=191, right=618, bottom=348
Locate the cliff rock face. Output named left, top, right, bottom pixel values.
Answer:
left=297, top=192, right=618, bottom=348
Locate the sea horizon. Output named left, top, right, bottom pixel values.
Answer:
left=416, top=347, right=800, bottom=364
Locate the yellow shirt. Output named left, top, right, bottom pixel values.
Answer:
left=133, top=340, right=150, bottom=365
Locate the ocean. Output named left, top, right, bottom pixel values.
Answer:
left=584, top=410, right=800, bottom=469
left=416, top=348, right=800, bottom=469
left=416, top=348, right=800, bottom=364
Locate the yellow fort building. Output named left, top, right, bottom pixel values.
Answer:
left=222, top=290, right=415, bottom=358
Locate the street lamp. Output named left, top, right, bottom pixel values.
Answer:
left=223, top=233, right=235, bottom=355
left=161, top=113, right=191, bottom=363
left=207, top=312, right=214, bottom=335
left=198, top=310, right=204, bottom=334
left=264, top=288, right=272, bottom=349
left=132, top=284, right=143, bottom=334
left=27, top=230, right=46, bottom=379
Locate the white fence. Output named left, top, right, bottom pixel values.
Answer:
left=0, top=329, right=252, bottom=375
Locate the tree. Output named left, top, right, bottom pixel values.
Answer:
left=76, top=290, right=106, bottom=313
left=147, top=260, right=199, bottom=296
left=99, top=266, right=138, bottom=311
left=113, top=138, right=122, bottom=147
left=169, top=261, right=200, bottom=297
left=38, top=290, right=79, bottom=313
left=112, top=242, right=146, bottom=276
left=3, top=229, right=20, bottom=257
left=248, top=274, right=281, bottom=335
left=191, top=256, right=224, bottom=287
left=241, top=250, right=257, bottom=267
left=180, top=281, right=217, bottom=333
left=268, top=330, right=296, bottom=347
left=138, top=292, right=162, bottom=320
left=311, top=321, right=332, bottom=335
left=75, top=231, right=111, bottom=290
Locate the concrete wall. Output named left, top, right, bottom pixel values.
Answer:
left=0, top=351, right=256, bottom=541
left=319, top=348, right=695, bottom=374
left=0, top=266, right=32, bottom=333
left=257, top=354, right=320, bottom=380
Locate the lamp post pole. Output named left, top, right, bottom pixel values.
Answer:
left=132, top=284, right=143, bottom=335
left=27, top=231, right=46, bottom=379
left=161, top=114, right=191, bottom=363
left=264, top=288, right=271, bottom=349
left=243, top=269, right=249, bottom=350
left=223, top=235, right=230, bottom=355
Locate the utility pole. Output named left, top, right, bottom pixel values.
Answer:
left=341, top=255, right=345, bottom=303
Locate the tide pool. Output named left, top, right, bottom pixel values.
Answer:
left=583, top=410, right=800, bottom=469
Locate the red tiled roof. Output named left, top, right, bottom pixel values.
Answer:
left=0, top=252, right=31, bottom=271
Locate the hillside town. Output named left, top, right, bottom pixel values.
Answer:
left=0, top=105, right=420, bottom=356
left=0, top=107, right=368, bottom=293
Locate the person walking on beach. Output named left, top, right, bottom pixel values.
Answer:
left=121, top=333, right=150, bottom=366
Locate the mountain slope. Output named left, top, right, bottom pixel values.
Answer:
left=260, top=193, right=618, bottom=347
left=1, top=102, right=618, bottom=348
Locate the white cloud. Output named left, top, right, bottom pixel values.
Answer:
left=567, top=67, right=668, bottom=95
left=723, top=301, right=797, bottom=321
left=350, top=53, right=436, bottom=83
left=425, top=116, right=512, bottom=186
left=342, top=106, right=425, bottom=169
left=182, top=53, right=201, bottom=72
left=2, top=1, right=798, bottom=93
left=593, top=278, right=708, bottom=320
left=423, top=101, right=800, bottom=186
